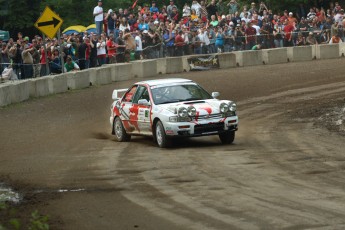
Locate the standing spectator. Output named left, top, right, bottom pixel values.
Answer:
left=245, top=22, right=257, bottom=50
left=191, top=30, right=202, bottom=54
left=134, top=30, right=143, bottom=59
left=258, top=2, right=268, bottom=15
left=198, top=27, right=210, bottom=54
left=50, top=48, right=62, bottom=74
left=273, top=20, right=284, bottom=47
left=215, top=27, right=225, bottom=52
left=249, top=2, right=258, bottom=15
left=283, top=20, right=294, bottom=47
left=234, top=24, right=245, bottom=51
left=223, top=25, right=234, bottom=52
left=150, top=2, right=159, bottom=14
left=191, top=0, right=202, bottom=17
left=77, top=37, right=88, bottom=69
left=228, top=0, right=238, bottom=15
left=200, top=1, right=209, bottom=22
left=97, top=35, right=106, bottom=66
left=115, top=30, right=126, bottom=63
left=40, top=44, right=49, bottom=76
left=167, top=0, right=177, bottom=18
left=163, top=29, right=175, bottom=57
left=21, top=45, right=34, bottom=78
left=89, top=34, right=98, bottom=67
left=170, top=7, right=179, bottom=22
left=1, top=42, right=10, bottom=73
left=31, top=44, right=40, bottom=78
left=298, top=17, right=309, bottom=37
left=206, top=0, right=218, bottom=20
left=106, top=33, right=117, bottom=64
left=216, top=0, right=227, bottom=18
left=119, top=17, right=130, bottom=32
left=183, top=3, right=191, bottom=18
left=175, top=30, right=185, bottom=56
left=208, top=25, right=217, bottom=53
left=105, top=9, right=117, bottom=36
left=93, top=0, right=104, bottom=35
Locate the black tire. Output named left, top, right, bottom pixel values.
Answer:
left=114, top=117, right=131, bottom=142
left=155, top=121, right=172, bottom=148
left=219, top=130, right=235, bottom=144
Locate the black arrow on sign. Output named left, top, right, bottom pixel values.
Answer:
left=37, top=17, right=61, bottom=28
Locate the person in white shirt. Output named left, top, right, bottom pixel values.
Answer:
left=135, top=30, right=143, bottom=60
left=191, top=0, right=202, bottom=17
left=93, top=0, right=104, bottom=35
left=198, top=28, right=210, bottom=54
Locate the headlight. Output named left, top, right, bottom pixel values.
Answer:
left=178, top=107, right=188, bottom=117
left=220, top=103, right=229, bottom=113
left=229, top=102, right=237, bottom=112
left=187, top=106, right=197, bottom=116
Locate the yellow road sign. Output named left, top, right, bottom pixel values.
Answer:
left=34, top=6, right=63, bottom=39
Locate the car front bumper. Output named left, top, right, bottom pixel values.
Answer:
left=163, top=116, right=238, bottom=137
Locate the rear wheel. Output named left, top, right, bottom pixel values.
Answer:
left=219, top=130, right=235, bottom=144
left=155, top=121, right=172, bottom=148
left=114, top=117, right=131, bottom=142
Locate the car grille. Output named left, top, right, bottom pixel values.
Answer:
left=192, top=113, right=222, bottom=121
left=194, top=122, right=225, bottom=135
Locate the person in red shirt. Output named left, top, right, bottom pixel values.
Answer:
left=283, top=20, right=294, bottom=47
left=106, top=33, right=117, bottom=64
left=245, top=22, right=257, bottom=50
left=175, top=30, right=185, bottom=56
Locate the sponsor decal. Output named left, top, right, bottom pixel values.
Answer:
left=145, top=110, right=149, bottom=118
left=188, top=55, right=219, bottom=71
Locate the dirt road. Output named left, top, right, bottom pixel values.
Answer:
left=1, top=59, right=345, bottom=229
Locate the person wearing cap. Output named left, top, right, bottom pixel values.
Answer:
left=287, top=12, right=297, bottom=26
left=93, top=0, right=104, bottom=35
left=21, top=44, right=34, bottom=78
left=306, top=31, right=318, bottom=45
left=105, top=9, right=117, bottom=36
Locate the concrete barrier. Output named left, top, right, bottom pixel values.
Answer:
left=132, top=60, right=158, bottom=78
left=68, top=70, right=90, bottom=90
left=236, top=50, right=263, bottom=67
left=157, top=58, right=167, bottom=74
left=339, top=43, right=345, bottom=57
left=10, top=80, right=30, bottom=104
left=0, top=83, right=12, bottom=106
left=30, top=77, right=50, bottom=97
left=217, top=52, right=237, bottom=68
left=95, top=66, right=112, bottom=85
left=315, top=44, right=340, bottom=59
left=110, top=63, right=133, bottom=81
left=166, top=57, right=184, bottom=73
left=262, top=48, right=288, bottom=65
left=182, top=56, right=190, bottom=72
left=287, top=46, right=313, bottom=62
left=48, top=74, right=68, bottom=94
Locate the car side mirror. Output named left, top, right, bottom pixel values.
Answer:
left=212, top=92, right=220, bottom=98
left=138, top=99, right=150, bottom=106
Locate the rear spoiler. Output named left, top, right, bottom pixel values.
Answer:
left=112, top=89, right=128, bottom=100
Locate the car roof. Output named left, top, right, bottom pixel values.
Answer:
left=135, top=78, right=194, bottom=87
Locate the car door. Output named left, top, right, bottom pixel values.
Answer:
left=131, top=85, right=152, bottom=135
left=120, top=85, right=138, bottom=133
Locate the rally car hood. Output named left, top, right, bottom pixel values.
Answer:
left=155, top=99, right=224, bottom=116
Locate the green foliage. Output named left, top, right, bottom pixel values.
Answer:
left=28, top=210, right=49, bottom=230
left=0, top=202, right=49, bottom=230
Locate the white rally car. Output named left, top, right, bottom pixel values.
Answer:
left=110, top=78, right=238, bottom=148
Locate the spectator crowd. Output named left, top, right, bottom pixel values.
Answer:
left=1, top=0, right=345, bottom=81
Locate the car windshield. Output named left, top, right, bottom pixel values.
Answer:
left=151, top=83, right=213, bottom=105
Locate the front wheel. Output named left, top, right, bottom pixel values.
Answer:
left=219, top=130, right=235, bottom=144
left=114, top=117, right=131, bottom=142
left=155, top=121, right=172, bottom=148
